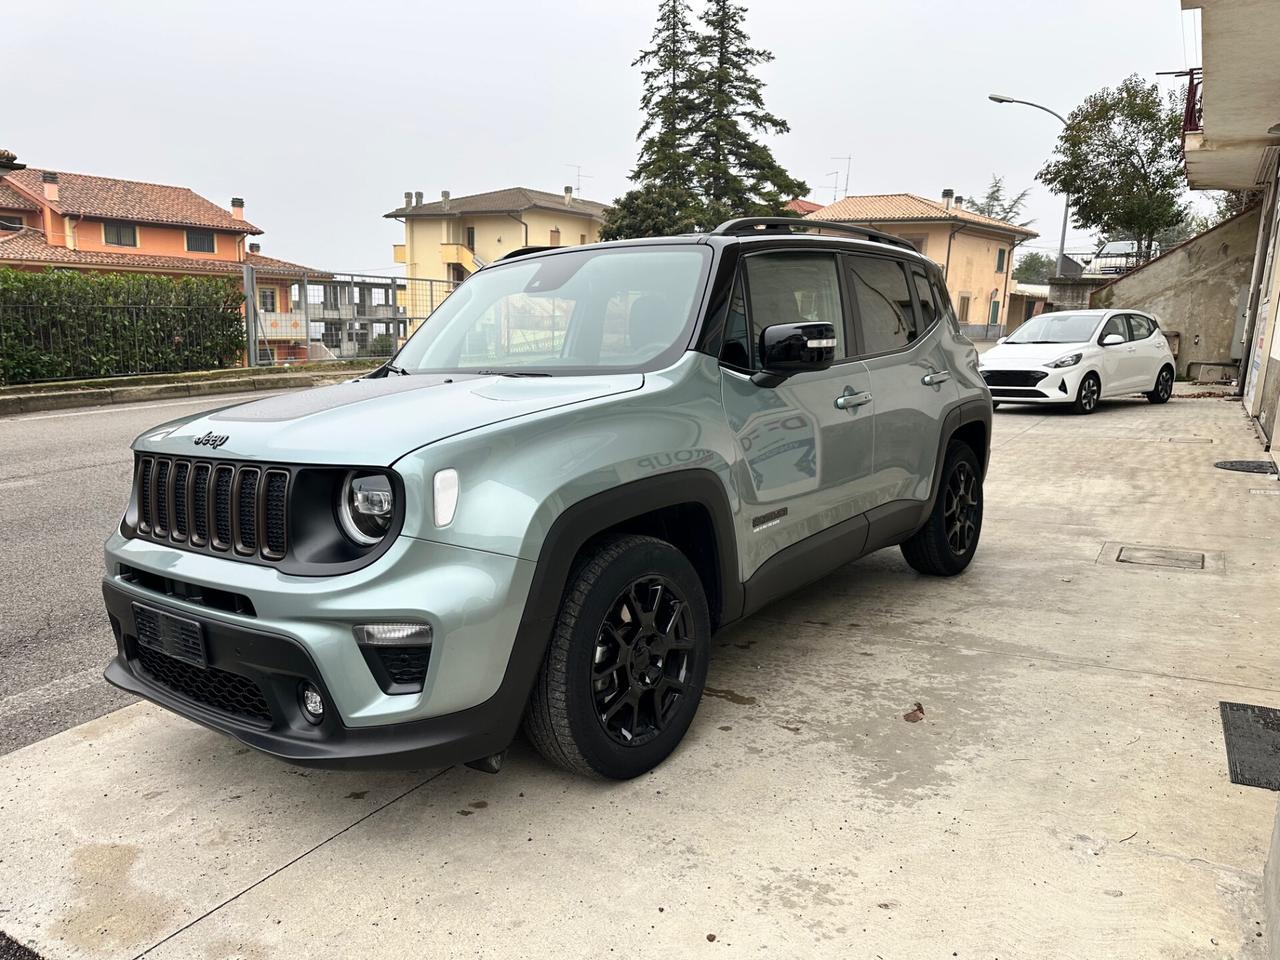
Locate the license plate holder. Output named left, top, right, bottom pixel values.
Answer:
left=132, top=602, right=208, bottom=669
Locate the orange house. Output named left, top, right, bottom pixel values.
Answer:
left=0, top=151, right=319, bottom=360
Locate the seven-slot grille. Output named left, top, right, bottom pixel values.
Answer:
left=135, top=456, right=290, bottom=561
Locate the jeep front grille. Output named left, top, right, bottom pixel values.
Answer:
left=133, top=456, right=290, bottom=562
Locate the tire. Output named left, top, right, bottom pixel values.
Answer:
left=523, top=534, right=711, bottom=779
left=900, top=441, right=983, bottom=577
left=1073, top=372, right=1101, bottom=414
left=1146, top=364, right=1174, bottom=404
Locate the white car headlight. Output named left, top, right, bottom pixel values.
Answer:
left=1049, top=353, right=1082, bottom=368
left=338, top=471, right=395, bottom=545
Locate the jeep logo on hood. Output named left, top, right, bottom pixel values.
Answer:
left=193, top=431, right=230, bottom=450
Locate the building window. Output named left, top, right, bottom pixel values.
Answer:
left=103, top=221, right=137, bottom=247
left=958, top=294, right=971, bottom=324
left=0, top=215, right=22, bottom=231
left=549, top=228, right=561, bottom=247
left=259, top=288, right=277, bottom=312
left=995, top=248, right=1007, bottom=273
left=987, top=299, right=1001, bottom=325
left=186, top=228, right=216, bottom=253
left=465, top=226, right=476, bottom=251
left=580, top=233, right=587, bottom=245
left=902, top=234, right=928, bottom=255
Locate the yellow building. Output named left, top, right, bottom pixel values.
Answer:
left=386, top=186, right=608, bottom=285
left=806, top=192, right=1037, bottom=329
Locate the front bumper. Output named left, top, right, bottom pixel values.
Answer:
left=981, top=364, right=1086, bottom=403
left=101, top=532, right=544, bottom=768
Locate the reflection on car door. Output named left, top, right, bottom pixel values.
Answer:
left=846, top=255, right=957, bottom=522
left=1095, top=313, right=1131, bottom=395
left=1124, top=313, right=1161, bottom=391
left=719, top=251, right=877, bottom=577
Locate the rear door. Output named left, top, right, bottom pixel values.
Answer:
left=846, top=253, right=958, bottom=515
left=1124, top=312, right=1163, bottom=391
left=719, top=249, right=876, bottom=577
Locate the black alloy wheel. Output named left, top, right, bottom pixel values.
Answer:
left=1147, top=366, right=1174, bottom=404
left=592, top=575, right=696, bottom=747
left=1074, top=373, right=1100, bottom=414
left=943, top=459, right=980, bottom=557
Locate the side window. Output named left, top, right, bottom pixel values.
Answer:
left=1098, top=314, right=1129, bottom=342
left=928, top=273, right=959, bottom=329
left=910, top=267, right=938, bottom=331
left=743, top=253, right=846, bottom=360
left=1127, top=313, right=1154, bottom=340
left=848, top=255, right=916, bottom=354
left=718, top=274, right=752, bottom=369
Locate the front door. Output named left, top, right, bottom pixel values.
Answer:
left=1095, top=313, right=1131, bottom=395
left=719, top=250, right=876, bottom=577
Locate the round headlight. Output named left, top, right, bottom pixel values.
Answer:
left=338, top=471, right=394, bottom=546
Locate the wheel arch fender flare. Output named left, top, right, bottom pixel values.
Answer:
left=921, top=398, right=992, bottom=525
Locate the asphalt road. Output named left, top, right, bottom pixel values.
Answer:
left=0, top=392, right=266, bottom=755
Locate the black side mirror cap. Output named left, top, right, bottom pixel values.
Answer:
left=752, top=322, right=837, bottom=386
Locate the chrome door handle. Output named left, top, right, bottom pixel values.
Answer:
left=834, top=390, right=873, bottom=410
left=921, top=370, right=951, bottom=386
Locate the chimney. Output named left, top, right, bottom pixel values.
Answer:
left=564, top=185, right=573, bottom=206
left=249, top=242, right=261, bottom=254
left=941, top=188, right=954, bottom=211
left=441, top=190, right=451, bottom=212
left=0, top=149, right=25, bottom=173
left=42, top=170, right=59, bottom=202
left=954, top=195, right=966, bottom=210
left=404, top=191, right=413, bottom=209
left=230, top=197, right=244, bottom=221
left=414, top=190, right=423, bottom=206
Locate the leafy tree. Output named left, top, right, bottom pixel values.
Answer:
left=690, top=0, right=807, bottom=226
left=1012, top=251, right=1055, bottom=284
left=1038, top=74, right=1187, bottom=263
left=1210, top=189, right=1263, bottom=224
left=601, top=183, right=703, bottom=241
left=969, top=175, right=1032, bottom=226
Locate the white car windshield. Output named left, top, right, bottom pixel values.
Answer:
left=1004, top=313, right=1099, bottom=345
left=392, top=245, right=710, bottom=375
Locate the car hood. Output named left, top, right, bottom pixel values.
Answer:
left=133, top=373, right=645, bottom=466
left=981, top=341, right=1090, bottom=367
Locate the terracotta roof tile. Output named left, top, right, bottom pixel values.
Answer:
left=0, top=181, right=38, bottom=212
left=806, top=193, right=1037, bottom=238
left=1, top=168, right=262, bottom=234
left=386, top=186, right=608, bottom=221
left=0, top=227, right=315, bottom=278
left=784, top=198, right=823, bottom=215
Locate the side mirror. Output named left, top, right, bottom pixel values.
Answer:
left=753, top=322, right=837, bottom=386
left=1101, top=333, right=1125, bottom=346
left=996, top=336, right=1007, bottom=345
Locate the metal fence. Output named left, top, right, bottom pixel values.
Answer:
left=244, top=269, right=457, bottom=367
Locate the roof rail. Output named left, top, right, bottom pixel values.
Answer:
left=711, top=217, right=917, bottom=252
left=497, top=245, right=558, bottom=262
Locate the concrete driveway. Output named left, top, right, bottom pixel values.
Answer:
left=1, top=392, right=1278, bottom=959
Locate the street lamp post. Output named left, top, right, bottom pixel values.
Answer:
left=989, top=94, right=1071, bottom=278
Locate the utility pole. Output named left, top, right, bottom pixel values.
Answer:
left=988, top=95, right=1070, bottom=277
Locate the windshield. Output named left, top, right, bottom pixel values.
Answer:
left=1098, top=241, right=1138, bottom=256
left=1004, top=312, right=1100, bottom=345
left=392, top=245, right=710, bottom=374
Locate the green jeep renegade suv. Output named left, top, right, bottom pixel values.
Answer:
left=102, top=218, right=991, bottom=779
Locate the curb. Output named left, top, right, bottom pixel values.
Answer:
left=1267, top=805, right=1279, bottom=960
left=0, top=371, right=354, bottom=417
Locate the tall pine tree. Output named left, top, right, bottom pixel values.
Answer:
left=690, top=0, right=807, bottom=226
left=602, top=0, right=702, bottom=240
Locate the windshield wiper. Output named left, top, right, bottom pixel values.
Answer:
left=475, top=370, right=552, bottom=377
left=383, top=362, right=410, bottom=376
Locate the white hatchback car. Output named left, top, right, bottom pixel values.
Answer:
left=979, top=309, right=1175, bottom=414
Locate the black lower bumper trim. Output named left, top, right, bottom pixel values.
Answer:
left=102, top=579, right=546, bottom=770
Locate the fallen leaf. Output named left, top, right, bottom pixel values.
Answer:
left=903, top=702, right=925, bottom=723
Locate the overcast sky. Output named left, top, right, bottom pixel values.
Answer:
left=8, top=0, right=1202, bottom=273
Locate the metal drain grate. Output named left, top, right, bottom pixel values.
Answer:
left=1168, top=437, right=1213, bottom=444
left=1098, top=541, right=1225, bottom=573
left=1214, top=459, right=1278, bottom=474
left=1251, top=488, right=1280, bottom=496
left=1220, top=702, right=1280, bottom=790
left=0, top=932, right=45, bottom=960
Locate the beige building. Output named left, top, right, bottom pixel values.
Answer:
left=385, top=186, right=607, bottom=285
left=805, top=192, right=1037, bottom=330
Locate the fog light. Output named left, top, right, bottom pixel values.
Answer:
left=300, top=682, right=325, bottom=724
left=353, top=623, right=433, bottom=646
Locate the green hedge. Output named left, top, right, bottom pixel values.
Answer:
left=0, top=268, right=246, bottom=385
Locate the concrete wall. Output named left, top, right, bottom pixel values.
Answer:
left=1091, top=207, right=1261, bottom=378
